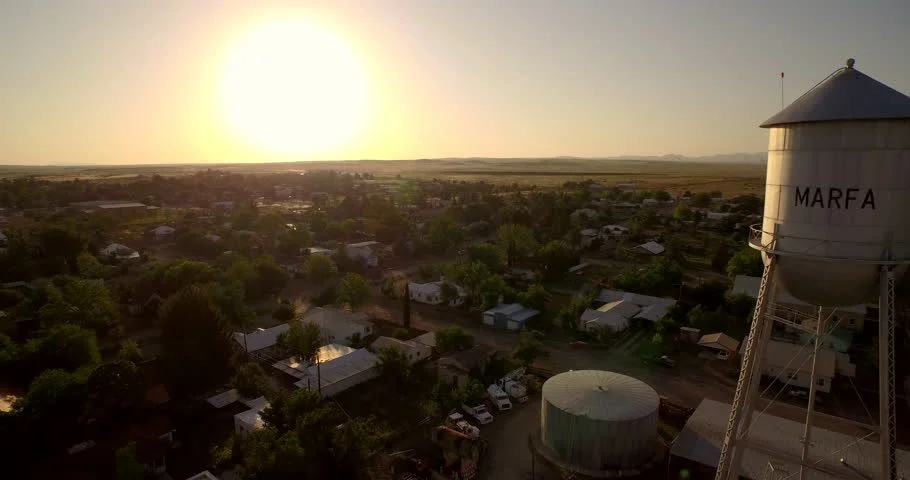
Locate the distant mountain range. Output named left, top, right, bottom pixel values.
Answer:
left=424, top=153, right=767, bottom=165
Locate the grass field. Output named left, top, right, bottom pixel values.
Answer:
left=0, top=158, right=766, bottom=195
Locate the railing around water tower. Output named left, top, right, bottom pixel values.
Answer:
left=747, top=224, right=910, bottom=265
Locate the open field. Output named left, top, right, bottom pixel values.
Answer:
left=0, top=157, right=767, bottom=194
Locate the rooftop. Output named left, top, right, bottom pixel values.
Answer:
left=300, top=307, right=373, bottom=330
left=762, top=339, right=837, bottom=379
left=292, top=348, right=377, bottom=390
left=542, top=370, right=659, bottom=421
left=596, top=289, right=677, bottom=309
left=233, top=323, right=290, bottom=353
left=441, top=345, right=492, bottom=372
left=484, top=303, right=539, bottom=323
left=671, top=399, right=910, bottom=480
left=697, top=332, right=740, bottom=352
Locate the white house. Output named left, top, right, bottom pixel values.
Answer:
left=152, top=225, right=175, bottom=238
left=482, top=303, right=539, bottom=330
left=345, top=241, right=380, bottom=268
left=642, top=198, right=659, bottom=206
left=233, top=396, right=270, bottom=436
left=101, top=243, right=140, bottom=261
left=581, top=299, right=642, bottom=333
left=307, top=246, right=335, bottom=257
left=743, top=339, right=839, bottom=393
left=412, top=331, right=436, bottom=349
left=370, top=336, right=432, bottom=364
left=233, top=324, right=291, bottom=353
left=409, top=281, right=467, bottom=307
left=299, top=307, right=374, bottom=345
left=704, top=211, right=733, bottom=222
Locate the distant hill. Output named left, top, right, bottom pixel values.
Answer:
left=420, top=153, right=767, bottom=165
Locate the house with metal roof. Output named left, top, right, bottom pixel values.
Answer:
left=670, top=399, right=910, bottom=480
left=290, top=347, right=379, bottom=398
left=482, top=303, right=539, bottom=330
left=370, top=336, right=431, bottom=364
left=438, top=345, right=492, bottom=387
left=298, top=307, right=374, bottom=345
left=581, top=299, right=642, bottom=333
left=697, top=333, right=740, bottom=360
left=232, top=323, right=290, bottom=353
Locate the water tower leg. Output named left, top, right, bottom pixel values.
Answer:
left=715, top=259, right=777, bottom=480
left=799, top=307, right=826, bottom=480
left=878, top=266, right=897, bottom=480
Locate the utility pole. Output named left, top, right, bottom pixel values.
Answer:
left=403, top=283, right=411, bottom=329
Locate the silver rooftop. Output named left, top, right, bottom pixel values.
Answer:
left=760, top=58, right=910, bottom=128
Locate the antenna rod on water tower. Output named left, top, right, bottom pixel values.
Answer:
left=780, top=71, right=785, bottom=109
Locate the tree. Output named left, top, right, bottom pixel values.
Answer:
left=158, top=286, right=234, bottom=396
left=34, top=226, right=86, bottom=273
left=272, top=302, right=297, bottom=322
left=304, top=255, right=337, bottom=280
left=435, top=326, right=474, bottom=354
left=336, top=273, right=371, bottom=309
left=518, top=283, right=550, bottom=312
left=426, top=217, right=464, bottom=253
left=76, top=253, right=105, bottom=279
left=513, top=332, right=549, bottom=366
left=710, top=243, right=732, bottom=272
left=673, top=203, right=692, bottom=223
left=175, top=229, right=219, bottom=258
left=117, top=339, right=144, bottom=364
left=35, top=276, right=119, bottom=335
left=13, top=369, right=88, bottom=450
left=415, top=263, right=440, bottom=283
left=536, top=240, right=577, bottom=281
left=376, top=346, right=412, bottom=387
left=208, top=280, right=256, bottom=329
left=23, top=324, right=100, bottom=373
left=402, top=284, right=411, bottom=329
left=498, top=224, right=537, bottom=267
left=278, top=321, right=322, bottom=361
left=85, top=360, right=144, bottom=419
left=115, top=442, right=146, bottom=480
left=691, top=192, right=713, bottom=208
left=726, top=246, right=763, bottom=277
left=466, top=243, right=506, bottom=273
left=254, top=256, right=290, bottom=298
left=233, top=362, right=270, bottom=399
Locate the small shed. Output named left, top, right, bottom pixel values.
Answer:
left=635, top=241, right=665, bottom=255
left=697, top=333, right=740, bottom=360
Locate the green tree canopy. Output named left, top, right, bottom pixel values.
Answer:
left=536, top=240, right=576, bottom=281
left=466, top=243, right=506, bottom=273
left=76, top=253, right=105, bottom=279
left=726, top=246, right=763, bottom=277
left=435, top=326, right=474, bottom=354
left=304, top=255, right=337, bottom=280
left=278, top=321, right=323, bottom=361
left=272, top=302, right=296, bottom=323
left=117, top=339, right=144, bottom=364
left=24, top=324, right=100, bottom=373
left=158, top=285, right=234, bottom=396
left=376, top=346, right=412, bottom=387
left=336, top=273, right=371, bottom=309
left=498, top=224, right=537, bottom=267
left=513, top=332, right=549, bottom=366
left=233, top=362, right=271, bottom=399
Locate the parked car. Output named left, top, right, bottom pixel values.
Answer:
left=787, top=389, right=823, bottom=404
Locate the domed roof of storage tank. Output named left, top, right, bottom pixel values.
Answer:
left=760, top=59, right=910, bottom=128
left=542, top=370, right=658, bottom=421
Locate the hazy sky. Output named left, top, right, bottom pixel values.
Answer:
left=2, top=0, right=909, bottom=164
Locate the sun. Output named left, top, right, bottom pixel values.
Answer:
left=219, top=18, right=369, bottom=157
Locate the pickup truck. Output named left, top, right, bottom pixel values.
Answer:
left=486, top=384, right=512, bottom=411
left=461, top=403, right=494, bottom=424
left=446, top=412, right=481, bottom=438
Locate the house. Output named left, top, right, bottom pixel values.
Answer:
left=0, top=230, right=6, bottom=244
left=697, top=333, right=740, bottom=360
left=641, top=198, right=659, bottom=206
left=307, top=246, right=335, bottom=257
left=233, top=396, right=270, bottom=436
left=152, top=225, right=175, bottom=238
left=579, top=228, right=600, bottom=248
left=298, top=307, right=374, bottom=345
left=370, top=336, right=431, bottom=364
left=205, top=233, right=222, bottom=243
left=704, top=211, right=733, bottom=222
left=233, top=323, right=291, bottom=353
left=409, top=280, right=467, bottom=307
left=412, top=331, right=437, bottom=349
left=594, top=289, right=677, bottom=324
left=286, top=347, right=380, bottom=397
left=731, top=275, right=868, bottom=331
left=670, top=399, right=910, bottom=480
left=482, top=303, right=539, bottom=330
left=101, top=243, right=140, bottom=261
left=741, top=339, right=838, bottom=393
left=211, top=201, right=236, bottom=210
left=345, top=241, right=380, bottom=267
left=635, top=241, right=665, bottom=255
left=601, top=225, right=629, bottom=236
left=581, top=299, right=642, bottom=333
left=438, top=345, right=492, bottom=387
left=187, top=472, right=221, bottom=480
left=70, top=200, right=148, bottom=215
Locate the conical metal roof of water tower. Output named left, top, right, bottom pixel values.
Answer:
left=760, top=58, right=910, bottom=127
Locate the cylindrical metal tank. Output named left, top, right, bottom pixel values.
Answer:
left=757, top=60, right=910, bottom=306
left=540, top=370, right=658, bottom=470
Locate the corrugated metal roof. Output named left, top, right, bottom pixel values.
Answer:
left=761, top=60, right=910, bottom=127
left=670, top=399, right=910, bottom=479
left=542, top=370, right=658, bottom=422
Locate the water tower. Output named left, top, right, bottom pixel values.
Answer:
left=715, top=59, right=910, bottom=480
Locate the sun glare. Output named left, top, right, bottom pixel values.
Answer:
left=219, top=18, right=369, bottom=157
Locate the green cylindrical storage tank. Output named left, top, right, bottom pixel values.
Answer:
left=540, top=370, right=659, bottom=470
